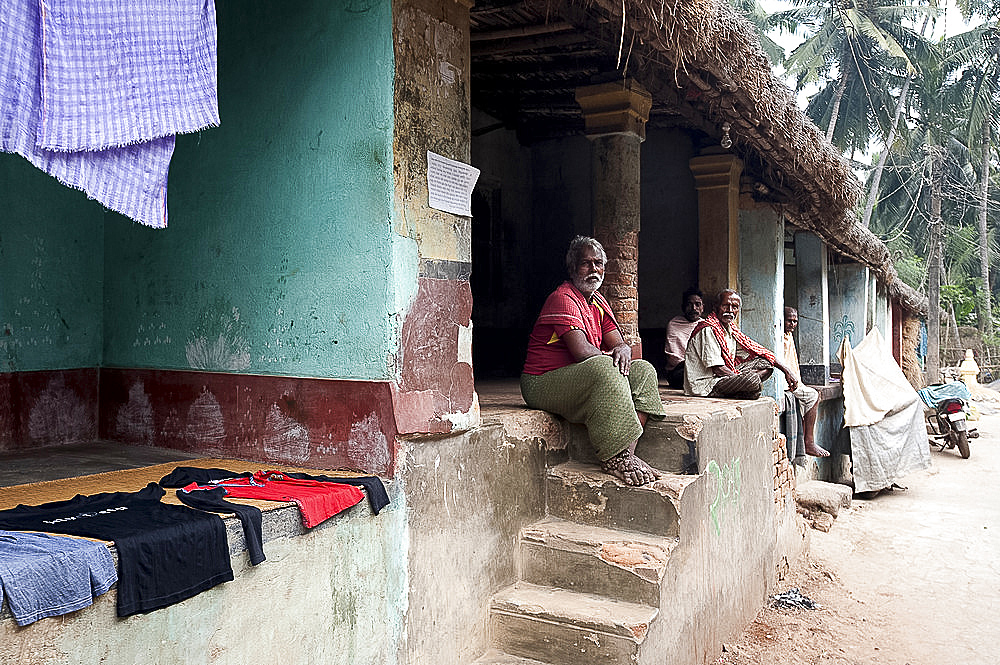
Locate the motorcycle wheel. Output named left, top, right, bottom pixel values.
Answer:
left=956, top=430, right=971, bottom=459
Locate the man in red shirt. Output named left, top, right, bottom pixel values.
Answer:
left=521, top=236, right=666, bottom=486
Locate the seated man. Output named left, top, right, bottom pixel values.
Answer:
left=663, top=287, right=704, bottom=389
left=521, top=236, right=666, bottom=486
left=783, top=307, right=829, bottom=457
left=684, top=289, right=797, bottom=401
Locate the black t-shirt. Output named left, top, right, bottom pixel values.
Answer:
left=0, top=483, right=233, bottom=616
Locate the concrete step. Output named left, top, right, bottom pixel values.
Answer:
left=565, top=417, right=698, bottom=475
left=546, top=461, right=694, bottom=537
left=471, top=649, right=551, bottom=665
left=519, top=517, right=677, bottom=607
left=489, top=581, right=658, bottom=665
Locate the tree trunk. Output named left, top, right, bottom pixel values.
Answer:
left=977, top=122, right=992, bottom=335
left=861, top=76, right=911, bottom=229
left=826, top=72, right=848, bottom=143
left=927, top=146, right=944, bottom=384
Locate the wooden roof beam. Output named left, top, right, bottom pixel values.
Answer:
left=471, top=21, right=574, bottom=42
left=472, top=32, right=590, bottom=57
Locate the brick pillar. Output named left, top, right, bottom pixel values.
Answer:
left=575, top=80, right=651, bottom=352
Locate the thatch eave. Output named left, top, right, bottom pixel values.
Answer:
left=598, top=0, right=924, bottom=315
left=787, top=208, right=927, bottom=315
left=576, top=0, right=863, bottom=222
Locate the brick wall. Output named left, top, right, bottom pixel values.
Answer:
left=773, top=431, right=795, bottom=517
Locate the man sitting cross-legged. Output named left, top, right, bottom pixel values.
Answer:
left=684, top=289, right=798, bottom=401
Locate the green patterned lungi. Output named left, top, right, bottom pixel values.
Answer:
left=520, top=355, right=666, bottom=461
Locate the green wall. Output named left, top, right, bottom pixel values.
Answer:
left=102, top=0, right=396, bottom=380
left=0, top=156, right=104, bottom=372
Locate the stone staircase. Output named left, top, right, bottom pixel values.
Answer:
left=472, top=421, right=701, bottom=665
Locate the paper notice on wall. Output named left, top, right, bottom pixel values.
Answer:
left=427, top=151, right=480, bottom=217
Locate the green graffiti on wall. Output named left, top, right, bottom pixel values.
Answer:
left=707, top=457, right=742, bottom=536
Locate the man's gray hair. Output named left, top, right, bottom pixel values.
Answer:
left=717, top=288, right=739, bottom=301
left=715, top=288, right=740, bottom=311
left=565, top=236, right=606, bottom=276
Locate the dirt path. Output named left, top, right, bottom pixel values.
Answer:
left=717, top=409, right=1000, bottom=665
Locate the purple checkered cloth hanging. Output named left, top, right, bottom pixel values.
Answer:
left=0, top=0, right=218, bottom=228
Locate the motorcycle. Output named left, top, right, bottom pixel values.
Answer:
left=917, top=381, right=978, bottom=459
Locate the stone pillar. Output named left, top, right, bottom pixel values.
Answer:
left=738, top=207, right=785, bottom=402
left=794, top=232, right=830, bottom=386
left=576, top=80, right=652, bottom=351
left=690, top=152, right=743, bottom=307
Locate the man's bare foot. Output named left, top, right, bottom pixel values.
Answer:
left=804, top=442, right=830, bottom=457
left=601, top=449, right=661, bottom=486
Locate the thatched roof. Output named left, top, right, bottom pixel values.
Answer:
left=470, top=0, right=923, bottom=313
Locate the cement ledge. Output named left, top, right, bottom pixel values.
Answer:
left=0, top=498, right=378, bottom=625
left=481, top=392, right=774, bottom=450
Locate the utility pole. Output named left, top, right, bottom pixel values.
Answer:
left=927, top=145, right=945, bottom=384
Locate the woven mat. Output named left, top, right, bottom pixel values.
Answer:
left=0, top=458, right=364, bottom=513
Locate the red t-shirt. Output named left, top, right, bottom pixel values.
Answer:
left=181, top=470, right=365, bottom=529
left=522, top=281, right=619, bottom=375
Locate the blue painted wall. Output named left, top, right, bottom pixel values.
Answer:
left=101, top=0, right=396, bottom=380
left=0, top=156, right=104, bottom=372
left=1, top=0, right=395, bottom=382
left=829, top=263, right=867, bottom=365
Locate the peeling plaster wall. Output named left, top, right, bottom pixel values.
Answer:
left=739, top=206, right=785, bottom=402
left=829, top=263, right=869, bottom=366
left=102, top=0, right=396, bottom=381
left=99, top=369, right=397, bottom=474
left=392, top=0, right=472, bottom=262
left=645, top=402, right=785, bottom=665
left=398, top=424, right=546, bottom=665
left=392, top=0, right=478, bottom=431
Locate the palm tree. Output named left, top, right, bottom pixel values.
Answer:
left=870, top=52, right=980, bottom=379
left=860, top=8, right=938, bottom=229
left=766, top=0, right=937, bottom=150
left=943, top=7, right=1000, bottom=332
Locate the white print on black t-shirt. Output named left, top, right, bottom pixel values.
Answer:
left=43, top=506, right=128, bottom=525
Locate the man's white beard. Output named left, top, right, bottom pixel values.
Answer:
left=574, top=273, right=603, bottom=294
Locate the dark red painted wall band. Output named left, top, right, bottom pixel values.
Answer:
left=0, top=368, right=100, bottom=452
left=98, top=369, right=398, bottom=475
left=0, top=368, right=399, bottom=476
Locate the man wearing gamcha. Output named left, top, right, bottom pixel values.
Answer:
left=684, top=288, right=799, bottom=400
left=521, top=236, right=666, bottom=486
